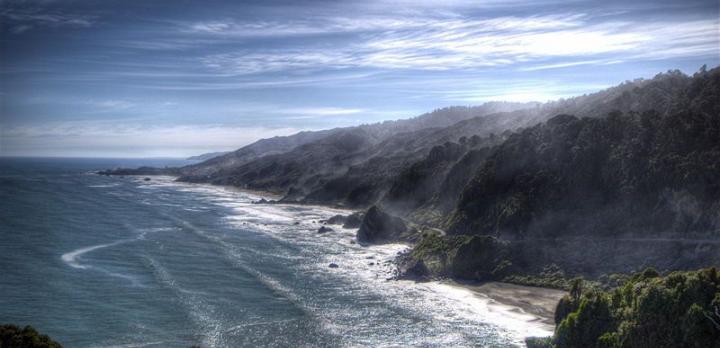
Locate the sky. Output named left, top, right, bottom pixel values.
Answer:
left=1, top=0, right=718, bottom=157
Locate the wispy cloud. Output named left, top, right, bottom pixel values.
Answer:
left=84, top=99, right=136, bottom=111
left=274, top=107, right=365, bottom=120
left=0, top=7, right=95, bottom=34
left=194, top=14, right=717, bottom=74
left=1, top=0, right=718, bottom=157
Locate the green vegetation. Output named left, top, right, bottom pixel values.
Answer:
left=0, top=324, right=62, bottom=348
left=407, top=233, right=513, bottom=280
left=525, top=336, right=554, bottom=348
left=503, top=266, right=581, bottom=290
left=547, top=268, right=720, bottom=348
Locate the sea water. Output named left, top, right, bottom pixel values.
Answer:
left=0, top=157, right=550, bottom=347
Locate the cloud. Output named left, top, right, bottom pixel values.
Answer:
left=10, top=24, right=33, bottom=33
left=408, top=79, right=613, bottom=103
left=0, top=7, right=95, bottom=33
left=194, top=14, right=717, bottom=74
left=84, top=99, right=136, bottom=111
left=277, top=107, right=365, bottom=119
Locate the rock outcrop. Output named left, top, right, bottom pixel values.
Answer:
left=325, top=215, right=347, bottom=225
left=317, top=226, right=333, bottom=233
left=357, top=206, right=411, bottom=244
left=342, top=212, right=364, bottom=229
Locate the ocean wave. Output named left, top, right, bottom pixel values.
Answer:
left=61, top=241, right=127, bottom=270
left=164, top=215, right=343, bottom=341
left=87, top=183, right=121, bottom=188
left=134, top=176, right=552, bottom=346
left=145, top=257, right=224, bottom=348
left=60, top=226, right=166, bottom=286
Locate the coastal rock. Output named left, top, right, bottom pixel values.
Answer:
left=399, top=258, right=431, bottom=281
left=342, top=212, right=364, bottom=229
left=328, top=263, right=339, bottom=268
left=405, top=233, right=513, bottom=281
left=356, top=206, right=407, bottom=244
left=317, top=226, right=333, bottom=233
left=143, top=177, right=151, bottom=181
left=326, top=214, right=347, bottom=225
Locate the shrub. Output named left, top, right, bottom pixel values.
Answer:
left=0, top=324, right=62, bottom=348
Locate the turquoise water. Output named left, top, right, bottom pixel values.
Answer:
left=0, top=158, right=547, bottom=347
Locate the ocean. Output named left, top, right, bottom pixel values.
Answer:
left=0, top=157, right=550, bottom=347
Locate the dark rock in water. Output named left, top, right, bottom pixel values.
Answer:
left=326, top=214, right=347, bottom=225
left=342, top=212, right=364, bottom=229
left=317, top=226, right=333, bottom=233
left=357, top=206, right=407, bottom=244
left=254, top=198, right=269, bottom=204
left=394, top=251, right=432, bottom=281
left=349, top=240, right=356, bottom=244
left=328, top=263, right=339, bottom=268
left=368, top=262, right=375, bottom=266
left=143, top=177, right=151, bottom=181
left=293, top=221, right=300, bottom=225
left=400, top=259, right=431, bottom=281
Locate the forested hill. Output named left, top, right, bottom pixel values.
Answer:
left=100, top=66, right=720, bottom=281
left=396, top=66, right=719, bottom=284
left=447, top=66, right=719, bottom=239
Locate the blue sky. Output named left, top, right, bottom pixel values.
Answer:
left=1, top=0, right=718, bottom=157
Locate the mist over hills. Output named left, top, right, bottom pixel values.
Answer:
left=102, top=66, right=720, bottom=282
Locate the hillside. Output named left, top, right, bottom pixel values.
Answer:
left=101, top=66, right=720, bottom=283
left=172, top=69, right=706, bottom=206
left=397, top=67, right=719, bottom=284
left=186, top=151, right=230, bottom=161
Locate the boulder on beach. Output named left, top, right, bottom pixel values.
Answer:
left=356, top=206, right=407, bottom=244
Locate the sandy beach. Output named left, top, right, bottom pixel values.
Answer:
left=454, top=281, right=566, bottom=331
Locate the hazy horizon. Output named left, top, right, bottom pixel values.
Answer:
left=1, top=0, right=718, bottom=157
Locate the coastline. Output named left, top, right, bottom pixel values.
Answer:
left=454, top=281, right=565, bottom=330
left=190, top=177, right=567, bottom=334
left=125, top=174, right=567, bottom=340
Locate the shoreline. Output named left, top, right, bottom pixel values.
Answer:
left=452, top=281, right=566, bottom=330
left=116, top=173, right=567, bottom=339
left=208, top=178, right=569, bottom=337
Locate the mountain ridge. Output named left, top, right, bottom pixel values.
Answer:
left=99, top=66, right=720, bottom=285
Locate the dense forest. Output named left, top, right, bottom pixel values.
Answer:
left=527, top=267, right=720, bottom=347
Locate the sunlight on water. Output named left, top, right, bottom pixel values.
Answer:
left=0, top=159, right=555, bottom=347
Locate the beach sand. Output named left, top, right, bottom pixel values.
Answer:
left=453, top=281, right=566, bottom=332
